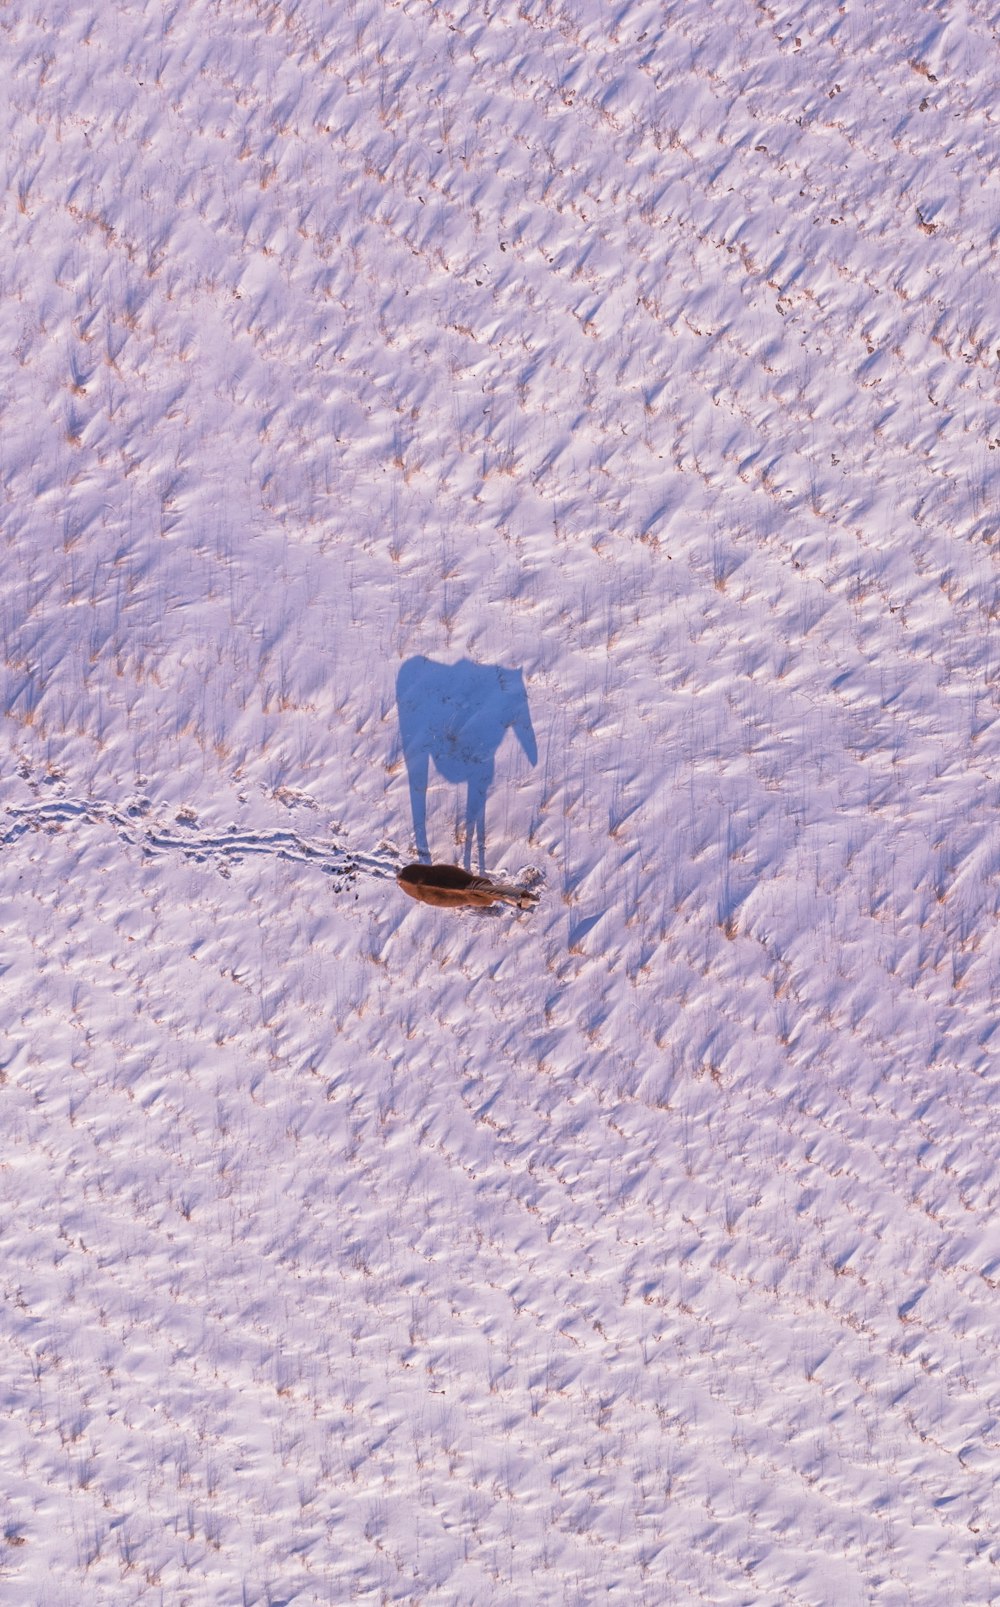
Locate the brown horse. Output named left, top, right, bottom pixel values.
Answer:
left=397, top=862, right=538, bottom=911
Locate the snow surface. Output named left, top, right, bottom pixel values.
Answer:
left=2, top=0, right=1000, bottom=1602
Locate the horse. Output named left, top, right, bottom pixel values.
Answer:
left=397, top=862, right=538, bottom=910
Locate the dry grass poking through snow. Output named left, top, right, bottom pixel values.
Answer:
left=1, top=0, right=1000, bottom=1603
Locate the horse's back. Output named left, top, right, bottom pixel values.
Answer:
left=397, top=863, right=498, bottom=908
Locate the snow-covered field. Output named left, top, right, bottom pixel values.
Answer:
left=2, top=0, right=999, bottom=1601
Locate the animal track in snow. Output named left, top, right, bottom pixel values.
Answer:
left=2, top=794, right=401, bottom=888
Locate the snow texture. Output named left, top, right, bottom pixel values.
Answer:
left=1, top=0, right=999, bottom=1603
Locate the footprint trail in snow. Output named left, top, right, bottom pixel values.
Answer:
left=2, top=794, right=401, bottom=889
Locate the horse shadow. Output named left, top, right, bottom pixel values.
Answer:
left=396, top=657, right=537, bottom=872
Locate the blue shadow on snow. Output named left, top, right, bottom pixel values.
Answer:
left=396, top=657, right=537, bottom=873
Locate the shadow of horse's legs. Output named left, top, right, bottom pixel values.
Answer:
left=403, top=747, right=432, bottom=863
left=464, top=771, right=490, bottom=873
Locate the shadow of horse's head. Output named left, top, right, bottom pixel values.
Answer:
left=396, top=657, right=537, bottom=871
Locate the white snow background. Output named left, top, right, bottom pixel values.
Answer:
left=1, top=0, right=999, bottom=1602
